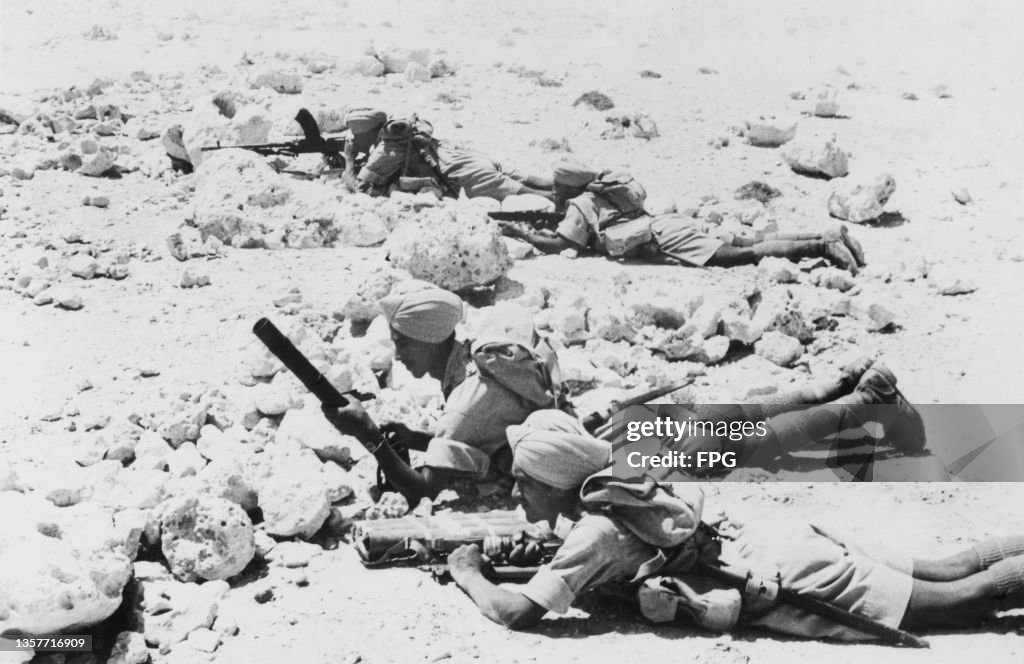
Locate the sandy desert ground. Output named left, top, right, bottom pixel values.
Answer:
left=3, top=1, right=1024, bottom=663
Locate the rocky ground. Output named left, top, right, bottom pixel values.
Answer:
left=2, top=1, right=1024, bottom=663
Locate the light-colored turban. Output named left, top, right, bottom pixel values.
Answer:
left=345, top=108, right=388, bottom=135
left=508, top=410, right=611, bottom=490
left=552, top=158, right=600, bottom=188
left=378, top=280, right=464, bottom=343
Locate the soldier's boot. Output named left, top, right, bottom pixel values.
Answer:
left=848, top=364, right=927, bottom=453
left=757, top=225, right=866, bottom=268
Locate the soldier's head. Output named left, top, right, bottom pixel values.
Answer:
left=357, top=116, right=431, bottom=189
left=508, top=411, right=611, bottom=526
left=378, top=281, right=463, bottom=380
left=344, top=107, right=388, bottom=157
left=552, top=158, right=600, bottom=212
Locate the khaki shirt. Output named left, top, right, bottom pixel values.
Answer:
left=521, top=514, right=914, bottom=640
left=421, top=342, right=539, bottom=478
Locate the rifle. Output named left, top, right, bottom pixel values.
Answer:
left=695, top=562, right=929, bottom=648
left=488, top=210, right=566, bottom=233
left=352, top=510, right=556, bottom=580
left=202, top=108, right=347, bottom=170
left=351, top=509, right=928, bottom=646
left=582, top=380, right=693, bottom=439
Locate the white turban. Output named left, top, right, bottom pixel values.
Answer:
left=552, top=157, right=600, bottom=188
left=508, top=410, right=611, bottom=490
left=378, top=280, right=464, bottom=343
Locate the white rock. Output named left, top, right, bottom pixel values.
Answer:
left=136, top=579, right=228, bottom=647
left=320, top=460, right=353, bottom=503
left=0, top=492, right=131, bottom=635
left=696, top=335, right=731, bottom=365
left=0, top=93, right=38, bottom=124
left=187, top=627, right=222, bottom=652
left=720, top=309, right=764, bottom=344
left=160, top=494, right=255, bottom=582
left=190, top=151, right=289, bottom=247
left=344, top=55, right=385, bottom=77
left=258, top=462, right=330, bottom=538
left=758, top=256, right=800, bottom=283
left=0, top=455, right=25, bottom=491
left=384, top=207, right=513, bottom=290
left=811, top=87, right=841, bottom=117
left=196, top=456, right=258, bottom=511
left=928, top=266, right=977, bottom=295
left=504, top=237, right=535, bottom=259
left=77, top=147, right=117, bottom=176
left=858, top=296, right=900, bottom=331
left=11, top=166, right=35, bottom=180
left=108, top=630, right=149, bottom=664
left=754, top=331, right=803, bottom=367
left=623, top=294, right=687, bottom=328
left=266, top=540, right=321, bottom=568
left=828, top=174, right=896, bottom=223
left=683, top=301, right=724, bottom=339
left=167, top=442, right=206, bottom=478
left=587, top=305, right=637, bottom=343
left=249, top=69, right=303, bottom=94
left=745, top=116, right=797, bottom=147
left=404, top=62, right=431, bottom=82
left=276, top=407, right=354, bottom=464
left=783, top=134, right=849, bottom=179
left=253, top=384, right=300, bottom=416
left=48, top=285, right=84, bottom=310
left=180, top=268, right=211, bottom=288
left=810, top=266, right=856, bottom=292
left=158, top=403, right=208, bottom=448
left=378, top=47, right=431, bottom=74
left=68, top=254, right=101, bottom=279
left=951, top=188, right=973, bottom=205
left=752, top=287, right=814, bottom=343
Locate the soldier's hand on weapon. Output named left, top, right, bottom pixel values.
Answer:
left=448, top=544, right=490, bottom=584
left=379, top=421, right=413, bottom=447
left=321, top=401, right=382, bottom=451
left=497, top=221, right=526, bottom=240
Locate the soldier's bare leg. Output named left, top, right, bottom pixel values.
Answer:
left=708, top=240, right=858, bottom=274
left=726, top=226, right=865, bottom=267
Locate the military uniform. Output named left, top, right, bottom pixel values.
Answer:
left=556, top=193, right=724, bottom=266
left=423, top=338, right=561, bottom=479
left=435, top=143, right=534, bottom=201
left=522, top=511, right=913, bottom=640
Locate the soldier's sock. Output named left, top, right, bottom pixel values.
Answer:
left=975, top=536, right=1024, bottom=570
left=762, top=404, right=858, bottom=455
left=987, top=557, right=1024, bottom=610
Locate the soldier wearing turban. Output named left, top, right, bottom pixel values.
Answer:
left=323, top=281, right=562, bottom=504
left=445, top=409, right=1024, bottom=643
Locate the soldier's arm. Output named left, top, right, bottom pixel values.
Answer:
left=499, top=222, right=579, bottom=255
left=372, top=445, right=452, bottom=502
left=449, top=545, right=547, bottom=630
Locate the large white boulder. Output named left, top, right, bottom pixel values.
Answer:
left=160, top=494, right=256, bottom=582
left=256, top=451, right=330, bottom=538
left=0, top=493, right=132, bottom=635
left=384, top=206, right=513, bottom=291
left=783, top=134, right=850, bottom=179
left=827, top=173, right=896, bottom=222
